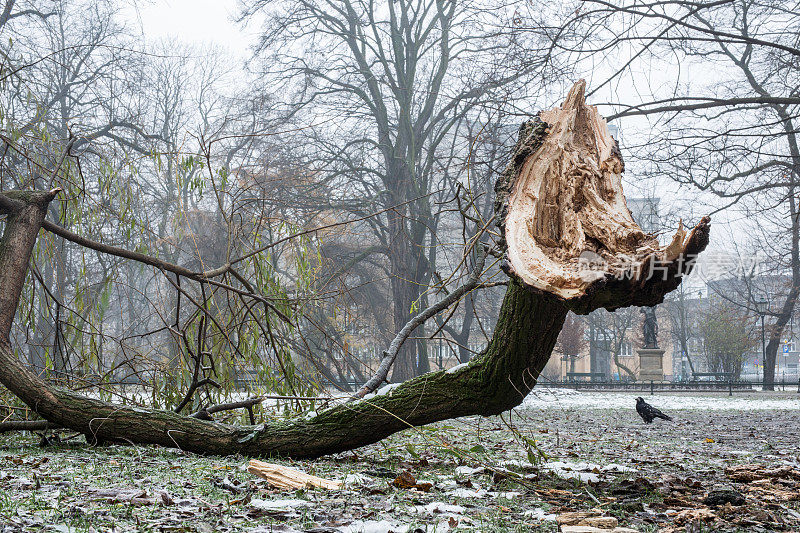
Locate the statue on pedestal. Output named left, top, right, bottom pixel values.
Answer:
left=641, top=306, right=658, bottom=349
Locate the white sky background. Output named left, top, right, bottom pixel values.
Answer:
left=123, top=1, right=747, bottom=289
left=122, top=0, right=255, bottom=59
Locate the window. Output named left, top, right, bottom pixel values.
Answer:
left=618, top=341, right=633, bottom=357
left=688, top=337, right=702, bottom=353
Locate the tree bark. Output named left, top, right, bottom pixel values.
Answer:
left=387, top=212, right=428, bottom=382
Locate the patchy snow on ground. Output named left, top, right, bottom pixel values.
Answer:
left=540, top=461, right=638, bottom=484
left=250, top=498, right=311, bottom=511
left=413, top=501, right=466, bottom=516
left=4, top=399, right=800, bottom=532
left=521, top=388, right=800, bottom=411
left=338, top=520, right=410, bottom=533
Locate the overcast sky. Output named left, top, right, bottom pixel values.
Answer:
left=123, top=0, right=255, bottom=58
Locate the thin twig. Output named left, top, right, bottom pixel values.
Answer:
left=187, top=394, right=336, bottom=419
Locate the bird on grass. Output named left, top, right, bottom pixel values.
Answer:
left=636, top=397, right=672, bottom=424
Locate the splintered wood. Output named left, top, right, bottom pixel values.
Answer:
left=494, top=79, right=711, bottom=313
left=503, top=79, right=655, bottom=297
left=247, top=459, right=342, bottom=490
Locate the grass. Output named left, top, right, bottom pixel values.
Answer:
left=1, top=396, right=799, bottom=531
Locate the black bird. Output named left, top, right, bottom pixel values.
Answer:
left=636, top=397, right=672, bottom=423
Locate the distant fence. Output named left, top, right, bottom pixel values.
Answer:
left=320, top=377, right=800, bottom=397
left=536, top=378, right=800, bottom=396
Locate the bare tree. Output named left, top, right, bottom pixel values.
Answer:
left=587, top=308, right=637, bottom=381
left=240, top=0, right=559, bottom=380
left=665, top=283, right=702, bottom=379
left=548, top=0, right=800, bottom=389
left=554, top=312, right=585, bottom=375
left=699, top=301, right=756, bottom=379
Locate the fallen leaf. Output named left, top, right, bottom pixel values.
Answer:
left=159, top=491, right=174, bottom=506
left=391, top=470, right=417, bottom=489
left=391, top=470, right=433, bottom=492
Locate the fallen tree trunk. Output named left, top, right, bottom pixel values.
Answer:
left=0, top=81, right=710, bottom=458
left=0, top=420, right=58, bottom=433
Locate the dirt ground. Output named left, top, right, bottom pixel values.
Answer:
left=1, top=390, right=799, bottom=532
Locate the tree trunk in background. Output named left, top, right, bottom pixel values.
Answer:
left=415, top=331, right=431, bottom=376
left=388, top=240, right=420, bottom=382
left=763, top=160, right=799, bottom=391
left=763, top=286, right=799, bottom=390
left=457, top=294, right=476, bottom=363
left=29, top=258, right=53, bottom=375
left=673, top=286, right=697, bottom=378
left=385, top=155, right=433, bottom=383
